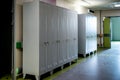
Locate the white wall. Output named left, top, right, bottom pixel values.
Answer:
left=15, top=5, right=23, bottom=68
left=101, top=10, right=120, bottom=17
left=15, top=0, right=23, bottom=73
left=101, top=10, right=120, bottom=36
left=95, top=10, right=120, bottom=46
left=94, top=11, right=101, bottom=46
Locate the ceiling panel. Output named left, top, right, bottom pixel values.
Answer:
left=64, top=0, right=120, bottom=10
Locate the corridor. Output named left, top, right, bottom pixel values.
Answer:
left=0, top=42, right=120, bottom=80
left=44, top=41, right=120, bottom=80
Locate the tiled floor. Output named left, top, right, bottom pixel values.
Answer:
left=0, top=41, right=120, bottom=80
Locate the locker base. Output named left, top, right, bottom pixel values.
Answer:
left=35, top=75, right=40, bottom=80
left=78, top=50, right=97, bottom=58
left=23, top=58, right=78, bottom=80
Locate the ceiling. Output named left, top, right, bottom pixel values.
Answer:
left=64, top=0, right=120, bottom=10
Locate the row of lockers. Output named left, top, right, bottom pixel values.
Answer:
left=23, top=1, right=97, bottom=80
left=78, top=14, right=97, bottom=57
left=23, top=1, right=78, bottom=80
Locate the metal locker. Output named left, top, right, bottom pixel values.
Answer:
left=23, top=1, right=78, bottom=80
left=23, top=1, right=40, bottom=79
left=78, top=14, right=97, bottom=57
left=74, top=13, right=78, bottom=59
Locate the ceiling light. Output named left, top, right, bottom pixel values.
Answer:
left=114, top=4, right=120, bottom=7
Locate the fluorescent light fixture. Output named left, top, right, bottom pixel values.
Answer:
left=73, top=0, right=89, bottom=7
left=23, top=0, right=34, bottom=3
left=82, top=0, right=91, bottom=4
left=114, top=4, right=120, bottom=7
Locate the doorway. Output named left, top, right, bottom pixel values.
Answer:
left=111, top=16, right=120, bottom=48
left=111, top=17, right=120, bottom=41
left=103, top=16, right=120, bottom=48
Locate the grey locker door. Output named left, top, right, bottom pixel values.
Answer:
left=57, top=7, right=61, bottom=65
left=73, top=13, right=78, bottom=59
left=86, top=15, right=90, bottom=53
left=93, top=16, right=97, bottom=51
left=46, top=4, right=53, bottom=70
left=85, top=15, right=88, bottom=53
left=66, top=10, right=71, bottom=61
left=62, top=9, right=67, bottom=63
left=39, top=3, right=47, bottom=74
left=78, top=15, right=86, bottom=55
left=69, top=11, right=74, bottom=60
left=49, top=5, right=58, bottom=68
left=58, top=8, right=66, bottom=64
left=75, top=14, right=78, bottom=58
left=57, top=8, right=63, bottom=65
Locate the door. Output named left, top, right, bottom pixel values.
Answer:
left=103, top=17, right=111, bottom=48
left=50, top=6, right=58, bottom=68
left=58, top=8, right=67, bottom=65
left=39, top=3, right=47, bottom=74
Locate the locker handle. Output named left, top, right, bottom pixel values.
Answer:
left=65, top=39, right=67, bottom=42
left=56, top=40, right=60, bottom=43
left=56, top=40, right=58, bottom=43
left=66, top=39, right=69, bottom=42
left=73, top=38, right=76, bottom=40
left=58, top=40, right=60, bottom=43
left=46, top=42, right=49, bottom=45
left=44, top=42, right=47, bottom=46
left=44, top=42, right=49, bottom=46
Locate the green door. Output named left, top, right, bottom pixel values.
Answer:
left=103, top=17, right=111, bottom=48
